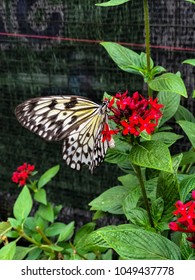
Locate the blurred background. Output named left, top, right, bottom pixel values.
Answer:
left=0, top=0, right=194, bottom=225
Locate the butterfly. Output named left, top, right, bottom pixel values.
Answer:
left=15, top=95, right=113, bottom=172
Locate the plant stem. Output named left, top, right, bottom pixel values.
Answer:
left=36, top=226, right=52, bottom=245
left=143, top=0, right=152, bottom=97
left=134, top=164, right=154, bottom=227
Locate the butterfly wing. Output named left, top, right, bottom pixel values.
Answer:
left=15, top=95, right=109, bottom=171
left=62, top=108, right=109, bottom=171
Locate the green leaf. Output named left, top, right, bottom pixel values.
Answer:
left=157, top=157, right=180, bottom=221
left=100, top=42, right=142, bottom=75
left=37, top=203, right=54, bottom=223
left=26, top=247, right=42, bottom=260
left=45, top=222, right=75, bottom=242
left=151, top=66, right=166, bottom=77
left=179, top=151, right=195, bottom=166
left=174, top=105, right=195, bottom=122
left=74, top=223, right=96, bottom=252
left=45, top=222, right=67, bottom=237
left=34, top=189, right=47, bottom=205
left=38, top=165, right=60, bottom=189
left=151, top=132, right=183, bottom=146
left=8, top=218, right=20, bottom=228
left=89, top=186, right=130, bottom=214
left=185, top=0, right=195, bottom=3
left=84, top=225, right=181, bottom=260
left=149, top=73, right=187, bottom=97
left=6, top=231, right=19, bottom=238
left=130, top=141, right=173, bottom=172
left=177, top=120, right=195, bottom=148
left=105, top=146, right=130, bottom=165
left=118, top=173, right=139, bottom=189
left=157, top=91, right=181, bottom=126
left=13, top=186, right=32, bottom=220
left=151, top=197, right=164, bottom=224
left=0, top=241, right=16, bottom=260
left=124, top=208, right=150, bottom=227
left=180, top=233, right=195, bottom=260
left=140, top=130, right=152, bottom=141
left=123, top=188, right=141, bottom=212
left=0, top=222, right=11, bottom=235
left=183, top=59, right=195, bottom=66
left=96, top=0, right=130, bottom=6
left=179, top=174, right=195, bottom=201
left=140, top=52, right=154, bottom=70
left=23, top=217, right=36, bottom=235
left=13, top=246, right=33, bottom=260
left=57, top=221, right=75, bottom=242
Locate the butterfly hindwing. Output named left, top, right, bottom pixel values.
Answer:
left=15, top=95, right=109, bottom=171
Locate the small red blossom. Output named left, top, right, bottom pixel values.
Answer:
left=106, top=90, right=163, bottom=138
left=12, top=163, right=35, bottom=187
left=101, top=123, right=119, bottom=142
left=169, top=191, right=195, bottom=248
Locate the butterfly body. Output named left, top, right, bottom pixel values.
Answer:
left=15, top=95, right=110, bottom=172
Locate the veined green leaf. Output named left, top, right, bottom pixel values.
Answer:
left=89, top=186, right=130, bottom=214
left=74, top=223, right=96, bottom=252
left=151, top=132, right=183, bottom=146
left=149, top=73, right=187, bottom=97
left=157, top=91, right=180, bottom=126
left=177, top=120, right=195, bottom=148
left=157, top=156, right=180, bottom=221
left=180, top=174, right=195, bottom=201
left=84, top=225, right=181, bottom=260
left=130, top=141, right=173, bottom=172
left=179, top=150, right=195, bottom=166
left=100, top=42, right=142, bottom=75
left=174, top=105, right=195, bottom=123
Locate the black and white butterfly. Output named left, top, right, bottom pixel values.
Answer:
left=15, top=95, right=113, bottom=172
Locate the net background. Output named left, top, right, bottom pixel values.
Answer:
left=0, top=0, right=194, bottom=224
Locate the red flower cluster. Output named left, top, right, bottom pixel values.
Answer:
left=102, top=91, right=163, bottom=141
left=169, top=191, right=195, bottom=248
left=12, top=163, right=35, bottom=186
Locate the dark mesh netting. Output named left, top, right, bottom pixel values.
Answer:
left=0, top=0, right=194, bottom=225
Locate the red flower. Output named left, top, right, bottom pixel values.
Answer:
left=105, top=90, right=163, bottom=138
left=139, top=116, right=157, bottom=134
left=169, top=191, right=195, bottom=248
left=12, top=163, right=35, bottom=187
left=101, top=123, right=118, bottom=142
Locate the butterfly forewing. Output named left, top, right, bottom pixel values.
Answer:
left=15, top=95, right=109, bottom=172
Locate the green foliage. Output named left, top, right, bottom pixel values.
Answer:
left=157, top=91, right=181, bottom=126
left=1, top=0, right=195, bottom=261
left=183, top=59, right=195, bottom=66
left=83, top=225, right=181, bottom=260
left=149, top=73, right=187, bottom=97
left=177, top=120, right=195, bottom=148
left=0, top=166, right=100, bottom=260
left=130, top=141, right=173, bottom=172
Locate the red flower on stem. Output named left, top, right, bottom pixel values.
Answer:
left=12, top=163, right=35, bottom=187
left=169, top=191, right=195, bottom=248
left=102, top=90, right=163, bottom=140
